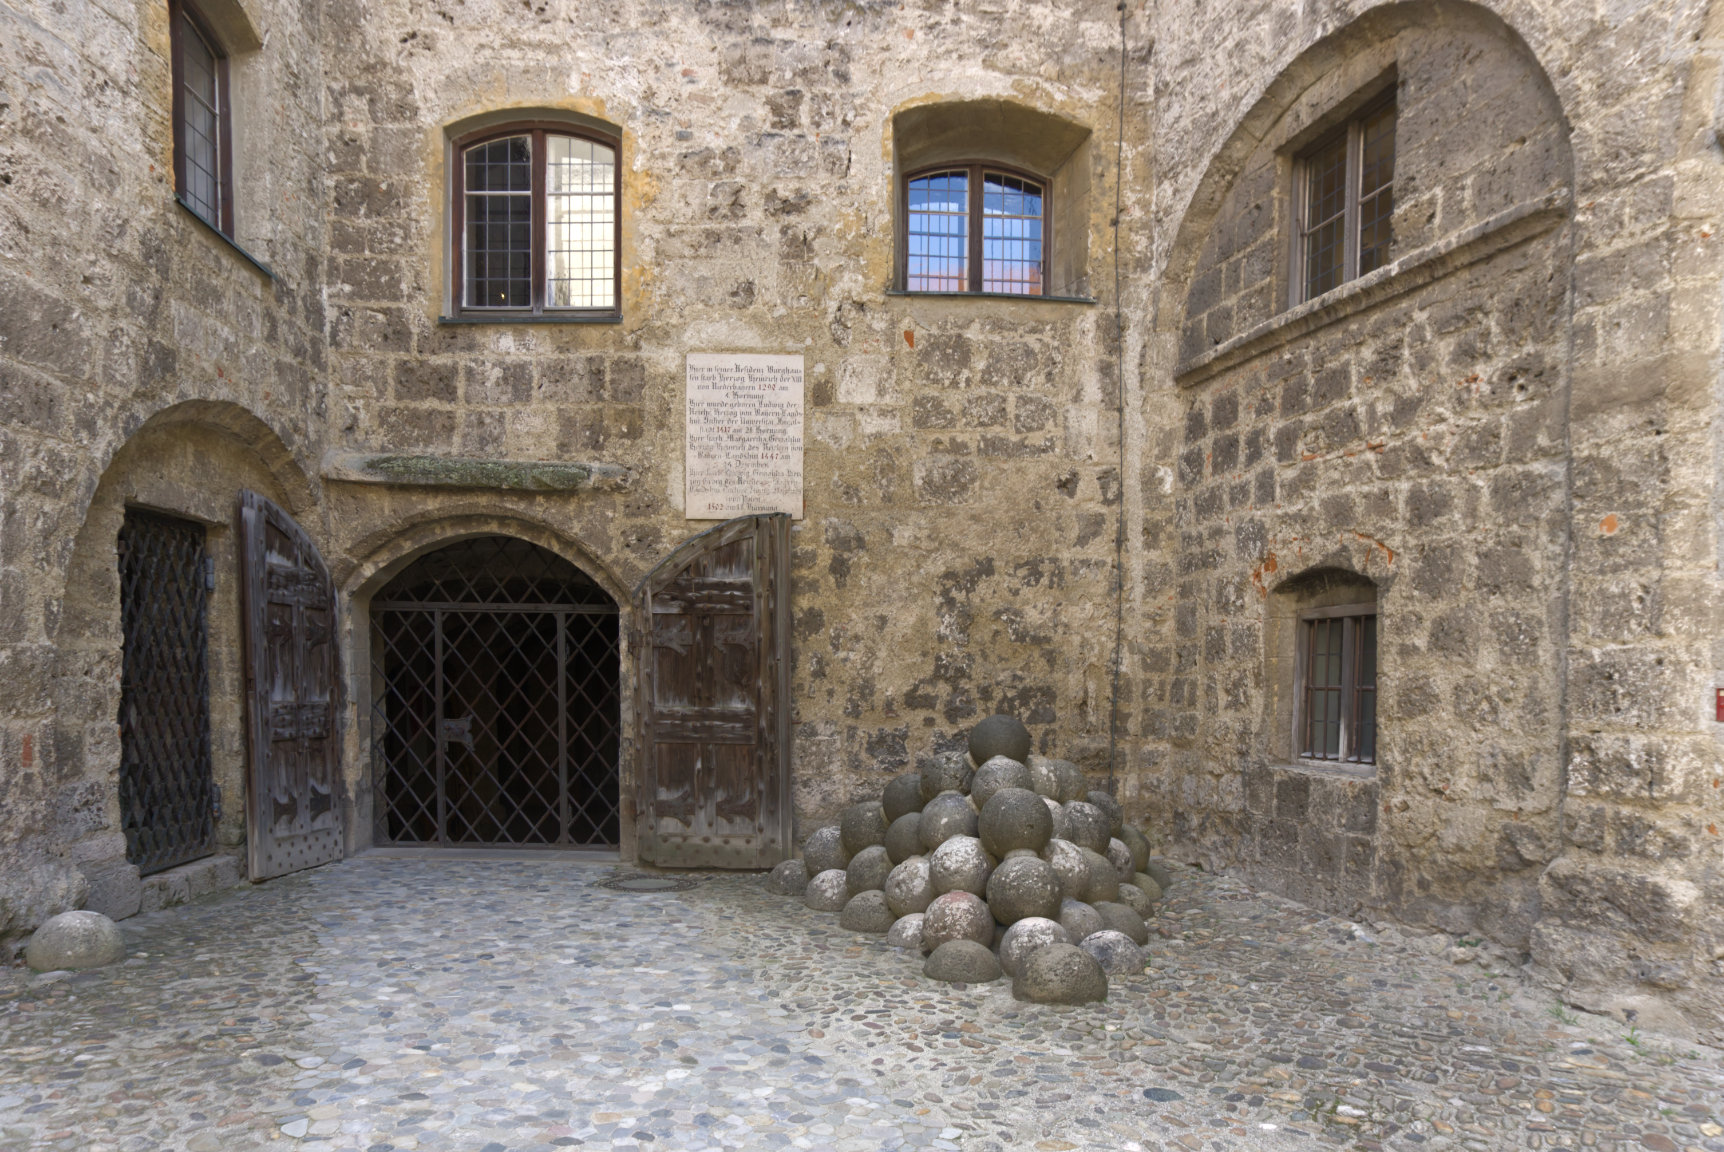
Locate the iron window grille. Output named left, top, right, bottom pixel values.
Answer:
left=1295, top=603, right=1377, bottom=767
left=450, top=123, right=622, bottom=318
left=901, top=162, right=1047, bottom=296
left=170, top=0, right=233, bottom=236
left=1292, top=93, right=1396, bottom=305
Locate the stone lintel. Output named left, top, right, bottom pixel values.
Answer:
left=322, top=453, right=632, bottom=493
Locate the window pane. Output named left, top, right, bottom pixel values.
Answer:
left=465, top=183, right=532, bottom=308
left=1356, top=102, right=1396, bottom=278
left=982, top=172, right=1044, bottom=295
left=546, top=135, right=616, bottom=309
left=1353, top=615, right=1377, bottom=764
left=178, top=13, right=221, bottom=227
left=1303, top=618, right=1346, bottom=760
left=1301, top=133, right=1347, bottom=302
left=906, top=171, right=968, bottom=292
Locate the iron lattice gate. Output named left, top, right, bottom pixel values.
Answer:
left=371, top=537, right=620, bottom=847
left=117, top=508, right=217, bottom=874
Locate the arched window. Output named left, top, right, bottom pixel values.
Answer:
left=903, top=163, right=1048, bottom=295
left=449, top=122, right=621, bottom=318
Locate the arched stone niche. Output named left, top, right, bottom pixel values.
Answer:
left=1262, top=565, right=1383, bottom=767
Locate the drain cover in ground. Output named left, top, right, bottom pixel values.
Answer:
left=596, top=874, right=702, bottom=892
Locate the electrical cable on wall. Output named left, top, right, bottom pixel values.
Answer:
left=1105, top=0, right=1129, bottom=798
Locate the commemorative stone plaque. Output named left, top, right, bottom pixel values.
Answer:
left=684, top=353, right=805, bottom=519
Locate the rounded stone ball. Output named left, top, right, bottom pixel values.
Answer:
left=838, top=890, right=895, bottom=934
left=968, top=714, right=1032, bottom=765
left=886, top=913, right=925, bottom=951
left=978, top=786, right=1054, bottom=858
left=884, top=856, right=935, bottom=918
left=984, top=856, right=1063, bottom=925
left=1058, top=898, right=1105, bottom=943
left=1080, top=847, right=1121, bottom=904
left=1086, top=789, right=1125, bottom=836
left=1080, top=929, right=1145, bottom=975
left=1002, top=847, right=1039, bottom=861
left=885, top=812, right=925, bottom=865
left=1119, top=825, right=1152, bottom=874
left=766, top=858, right=810, bottom=896
left=1114, top=881, right=1156, bottom=920
left=1107, top=838, right=1135, bottom=884
left=846, top=844, right=892, bottom=895
left=1144, top=860, right=1175, bottom=892
left=840, top=801, right=889, bottom=858
left=1062, top=801, right=1112, bottom=855
left=1026, top=754, right=1063, bottom=800
left=1133, top=872, right=1165, bottom=902
left=25, top=910, right=124, bottom=972
left=804, top=869, right=851, bottom=913
left=882, top=772, right=924, bottom=823
left=803, top=826, right=851, bottom=875
left=971, top=756, right=1033, bottom=810
left=929, top=835, right=994, bottom=897
left=923, top=939, right=1003, bottom=984
left=921, top=891, right=994, bottom=953
left=1041, top=838, right=1090, bottom=902
left=998, top=916, right=1072, bottom=978
left=919, top=791, right=979, bottom=852
left=1093, top=901, right=1150, bottom=946
left=1051, top=760, right=1088, bottom=804
left=1013, top=942, right=1108, bottom=1005
left=919, top=753, right=974, bottom=804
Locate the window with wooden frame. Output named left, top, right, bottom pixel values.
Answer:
left=450, top=123, right=620, bottom=318
left=902, top=163, right=1047, bottom=296
left=1296, top=604, right=1377, bottom=766
left=1292, top=94, right=1395, bottom=304
left=170, top=0, right=233, bottom=236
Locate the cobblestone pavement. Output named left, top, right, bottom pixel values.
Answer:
left=2, top=857, right=1721, bottom=1152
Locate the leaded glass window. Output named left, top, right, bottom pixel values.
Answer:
left=1298, top=607, right=1377, bottom=766
left=1296, top=95, right=1396, bottom=304
left=903, top=164, right=1046, bottom=296
left=171, top=1, right=231, bottom=236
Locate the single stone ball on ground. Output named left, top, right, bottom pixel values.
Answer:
left=1144, top=860, right=1174, bottom=891
left=1052, top=760, right=1088, bottom=804
left=766, top=859, right=809, bottom=895
left=885, top=856, right=935, bottom=917
left=998, top=916, right=1072, bottom=977
left=803, top=826, right=850, bottom=874
left=924, top=939, right=1003, bottom=983
left=846, top=844, right=892, bottom=894
left=1041, top=838, right=1089, bottom=901
left=1087, top=790, right=1124, bottom=835
left=919, top=791, right=978, bottom=852
left=1044, top=796, right=1068, bottom=841
left=985, top=856, right=1062, bottom=924
left=971, top=756, right=1033, bottom=809
left=929, top=835, right=994, bottom=897
left=886, top=913, right=925, bottom=951
left=838, top=890, right=895, bottom=933
left=919, top=753, right=974, bottom=803
left=1062, top=801, right=1112, bottom=854
left=885, top=812, right=924, bottom=864
left=968, top=714, right=1032, bottom=765
left=1119, top=825, right=1152, bottom=874
left=804, top=869, right=851, bottom=911
left=1115, top=881, right=1156, bottom=920
left=1080, top=847, right=1121, bottom=904
left=882, top=772, right=924, bottom=823
left=1133, top=872, right=1165, bottom=902
left=1107, top=838, right=1135, bottom=884
left=921, top=891, right=995, bottom=952
left=978, top=787, right=1055, bottom=858
left=25, top=910, right=124, bottom=972
left=1094, top=901, right=1150, bottom=945
left=1080, top=929, right=1145, bottom=975
left=1026, top=754, right=1063, bottom=799
left=840, top=801, right=889, bottom=857
left=1058, top=898, right=1105, bottom=943
left=1014, top=942, right=1108, bottom=1005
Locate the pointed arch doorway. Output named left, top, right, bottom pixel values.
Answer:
left=370, top=536, right=620, bottom=848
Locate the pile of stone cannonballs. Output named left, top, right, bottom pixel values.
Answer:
left=765, top=714, right=1170, bottom=1005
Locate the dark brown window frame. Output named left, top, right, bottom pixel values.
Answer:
left=169, top=0, right=234, bottom=237
left=1290, top=91, right=1396, bottom=306
left=897, top=160, right=1050, bottom=296
left=1293, top=601, right=1378, bottom=767
left=449, top=121, right=623, bottom=320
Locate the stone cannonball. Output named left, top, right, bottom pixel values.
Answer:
left=766, top=859, right=810, bottom=896
left=1114, top=881, right=1156, bottom=920
left=886, top=913, right=925, bottom=951
left=1133, top=872, right=1165, bottom=902
left=25, top=910, right=124, bottom=972
left=919, top=791, right=978, bottom=852
left=984, top=856, right=1063, bottom=925
left=1058, top=898, right=1105, bottom=943
left=1002, top=848, right=1039, bottom=861
left=838, top=890, right=895, bottom=934
left=924, top=939, right=1003, bottom=984
left=1026, top=754, right=1063, bottom=800
left=885, top=812, right=925, bottom=865
left=968, top=714, right=1032, bottom=765
left=978, top=787, right=1055, bottom=858
left=1013, top=942, right=1108, bottom=1005
left=1107, top=838, right=1135, bottom=884
left=1086, top=789, right=1125, bottom=836
left=840, top=801, right=889, bottom=858
left=1094, top=901, right=1150, bottom=946
left=1080, top=929, right=1145, bottom=975
left=882, top=772, right=924, bottom=823
left=803, top=826, right=851, bottom=875
left=919, top=752, right=974, bottom=804
left=998, top=916, right=1072, bottom=978
left=1051, top=760, right=1088, bottom=804
left=1144, top=860, right=1174, bottom=892
left=804, top=869, right=851, bottom=912
left=921, top=891, right=995, bottom=953
left=1062, top=801, right=1112, bottom=855
left=846, top=844, right=892, bottom=895
left=1044, top=796, right=1068, bottom=841
left=1080, top=847, right=1121, bottom=904
left=1041, top=838, right=1090, bottom=902
left=929, top=835, right=995, bottom=897
left=884, top=856, right=935, bottom=918
left=1119, top=825, right=1152, bottom=874
left=971, top=756, right=1033, bottom=810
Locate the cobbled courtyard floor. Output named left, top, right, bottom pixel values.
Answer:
left=2, top=856, right=1721, bottom=1152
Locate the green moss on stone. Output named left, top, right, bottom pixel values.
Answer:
left=361, top=455, right=594, bottom=491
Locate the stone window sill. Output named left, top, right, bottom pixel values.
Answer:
left=1269, top=759, right=1377, bottom=781
left=437, top=313, right=622, bottom=325
left=886, top=290, right=1097, bottom=305
left=1175, top=189, right=1571, bottom=386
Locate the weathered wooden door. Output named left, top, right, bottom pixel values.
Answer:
left=239, top=490, right=343, bottom=880
left=634, top=514, right=790, bottom=868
